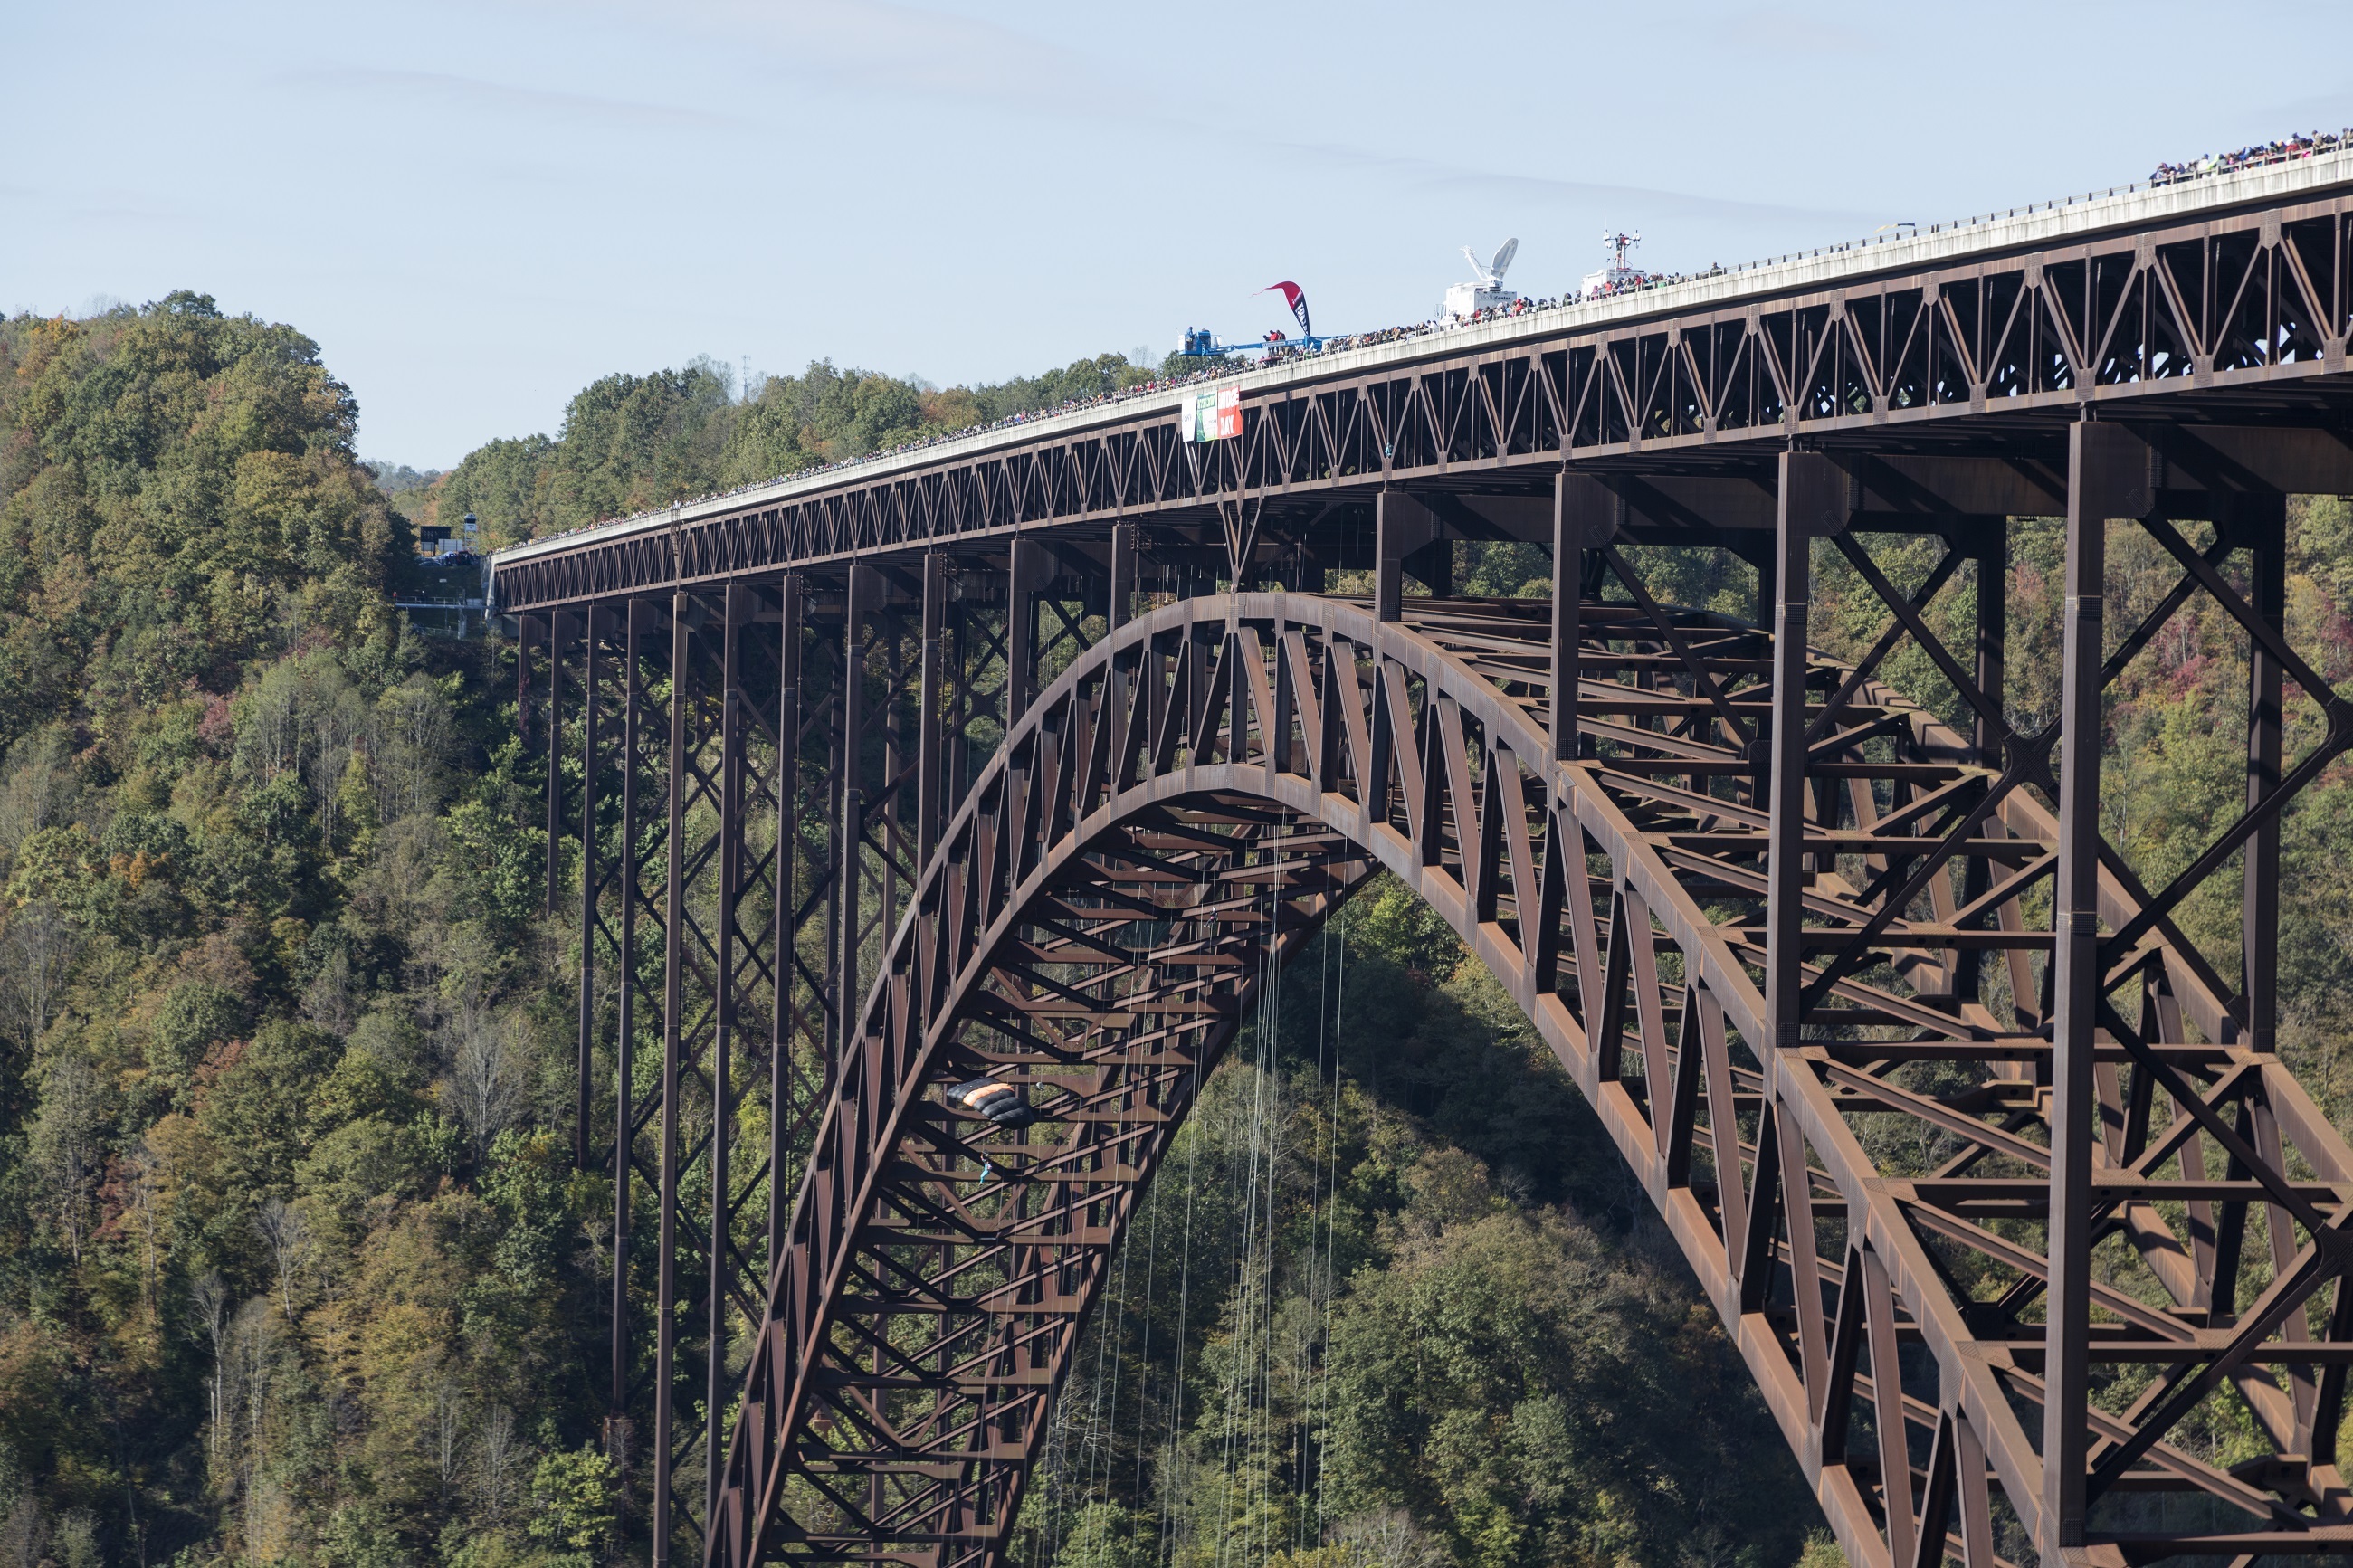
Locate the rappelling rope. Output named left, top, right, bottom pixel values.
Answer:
left=1296, top=900, right=1332, bottom=1556
left=1316, top=898, right=1348, bottom=1550
left=1234, top=865, right=1289, bottom=1568
left=1154, top=842, right=1215, bottom=1568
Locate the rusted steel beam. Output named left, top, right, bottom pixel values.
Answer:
left=706, top=583, right=748, bottom=1526
left=917, top=555, right=948, bottom=868
left=654, top=589, right=691, bottom=1568
left=2045, top=423, right=2149, bottom=1554
left=1006, top=540, right=1046, bottom=726
left=512, top=378, right=2353, bottom=1566
left=612, top=598, right=652, bottom=1432
left=547, top=609, right=567, bottom=917
left=2242, top=489, right=2286, bottom=1054
left=491, top=184, right=2353, bottom=616
left=770, top=574, right=804, bottom=1267
left=576, top=604, right=603, bottom=1174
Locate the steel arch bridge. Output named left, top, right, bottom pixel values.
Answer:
left=494, top=156, right=2353, bottom=1568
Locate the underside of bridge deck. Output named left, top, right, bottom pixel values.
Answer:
left=496, top=181, right=2353, bottom=1568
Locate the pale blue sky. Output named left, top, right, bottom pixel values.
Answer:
left=8, top=0, right=2351, bottom=468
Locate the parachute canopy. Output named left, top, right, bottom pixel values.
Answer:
left=1261, top=280, right=1310, bottom=337
left=946, top=1078, right=1041, bottom=1129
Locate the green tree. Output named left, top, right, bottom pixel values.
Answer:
left=526, top=1444, right=618, bottom=1566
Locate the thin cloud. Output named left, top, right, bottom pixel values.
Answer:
left=1715, top=5, right=1881, bottom=56
left=273, top=67, right=740, bottom=132
left=0, top=181, right=203, bottom=228
left=506, top=0, right=1126, bottom=114
left=439, top=0, right=1865, bottom=228
left=1268, top=137, right=1875, bottom=227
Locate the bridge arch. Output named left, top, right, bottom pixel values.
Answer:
left=491, top=181, right=2353, bottom=1563
left=706, top=585, right=2234, bottom=1568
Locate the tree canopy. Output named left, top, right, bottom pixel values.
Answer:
left=424, top=352, right=1166, bottom=547
left=24, top=296, right=2353, bottom=1568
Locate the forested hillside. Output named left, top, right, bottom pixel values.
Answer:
left=12, top=294, right=2353, bottom=1568
left=416, top=353, right=1165, bottom=549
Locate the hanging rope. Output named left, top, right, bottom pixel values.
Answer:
left=1316, top=900, right=1348, bottom=1551
left=1154, top=843, right=1216, bottom=1568
left=1211, top=859, right=1283, bottom=1568
left=1297, top=908, right=1332, bottom=1557
left=1129, top=1128, right=1164, bottom=1505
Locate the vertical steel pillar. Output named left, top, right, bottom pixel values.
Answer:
left=2241, top=491, right=2286, bottom=1052
left=838, top=566, right=881, bottom=1044
left=771, top=575, right=804, bottom=1266
left=547, top=611, right=567, bottom=917
left=2044, top=421, right=2148, bottom=1558
left=1759, top=454, right=1844, bottom=1436
left=518, top=614, right=536, bottom=750
left=709, top=583, right=748, bottom=1525
left=1375, top=490, right=1435, bottom=622
left=576, top=605, right=603, bottom=1173
left=653, top=590, right=691, bottom=1568
left=879, top=604, right=908, bottom=947
left=1764, top=453, right=1845, bottom=1048
left=1974, top=527, right=2009, bottom=772
left=1109, top=523, right=1138, bottom=631
left=1958, top=529, right=2007, bottom=1006
left=917, top=556, right=948, bottom=868
left=613, top=600, right=649, bottom=1430
left=1553, top=474, right=1614, bottom=762
left=1008, top=539, right=1047, bottom=725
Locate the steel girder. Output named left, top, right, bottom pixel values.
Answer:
left=569, top=556, right=1114, bottom=1561
left=566, top=588, right=803, bottom=1556
left=491, top=185, right=2353, bottom=615
left=652, top=513, right=2353, bottom=1568
left=499, top=239, right=2353, bottom=1564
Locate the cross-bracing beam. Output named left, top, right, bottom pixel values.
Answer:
left=537, top=409, right=2353, bottom=1568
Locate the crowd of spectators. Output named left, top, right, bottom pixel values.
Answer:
left=2151, top=128, right=2349, bottom=185
left=528, top=258, right=1750, bottom=541
left=526, top=136, right=2350, bottom=547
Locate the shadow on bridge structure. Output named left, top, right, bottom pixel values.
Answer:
left=492, top=160, right=2353, bottom=1568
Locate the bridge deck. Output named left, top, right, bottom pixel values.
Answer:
left=491, top=148, right=2353, bottom=613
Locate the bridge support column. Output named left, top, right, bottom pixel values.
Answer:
left=612, top=598, right=653, bottom=1447
left=917, top=556, right=948, bottom=868
left=1110, top=522, right=1138, bottom=630
left=837, top=565, right=881, bottom=1066
left=575, top=605, right=605, bottom=1174
left=1758, top=454, right=1847, bottom=1452
left=653, top=589, right=691, bottom=1568
left=2239, top=489, right=2285, bottom=1054
left=1763, top=453, right=1847, bottom=1047
left=1552, top=473, right=1616, bottom=762
left=546, top=610, right=567, bottom=917
left=771, top=574, right=805, bottom=1262
left=1375, top=490, right=1437, bottom=621
left=706, top=584, right=751, bottom=1528
left=516, top=613, right=535, bottom=751
left=2043, top=421, right=2151, bottom=1559
left=1955, top=528, right=2006, bottom=1009
left=1008, top=538, right=1047, bottom=723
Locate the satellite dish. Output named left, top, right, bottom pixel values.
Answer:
left=1446, top=238, right=1529, bottom=318
left=1459, top=239, right=1520, bottom=288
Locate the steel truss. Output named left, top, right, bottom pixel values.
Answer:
left=553, top=552, right=1133, bottom=1562
left=492, top=183, right=2353, bottom=615
left=536, top=432, right=2353, bottom=1568
left=510, top=183, right=2353, bottom=1568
